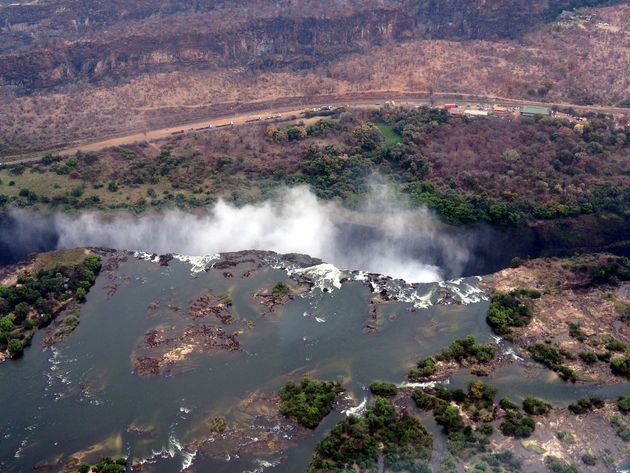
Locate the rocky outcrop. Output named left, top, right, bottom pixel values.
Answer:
left=0, top=0, right=622, bottom=93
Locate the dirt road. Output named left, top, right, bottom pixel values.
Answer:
left=2, top=90, right=628, bottom=166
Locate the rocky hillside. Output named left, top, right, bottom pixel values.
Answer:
left=0, top=0, right=621, bottom=93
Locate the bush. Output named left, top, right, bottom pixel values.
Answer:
left=308, top=398, right=432, bottom=472
left=7, top=338, right=23, bottom=354
left=210, top=416, right=227, bottom=433
left=500, top=410, right=535, bottom=437
left=487, top=291, right=533, bottom=335
left=482, top=451, right=521, bottom=470
left=568, top=396, right=604, bottom=415
left=618, top=396, right=630, bottom=414
left=271, top=282, right=290, bottom=298
left=545, top=456, right=579, bottom=473
left=436, top=336, right=496, bottom=364
left=522, top=397, right=552, bottom=416
left=611, top=355, right=630, bottom=377
left=0, top=316, right=14, bottom=332
left=578, top=352, right=598, bottom=364
left=75, top=287, right=87, bottom=302
left=611, top=415, right=630, bottom=441
left=279, top=378, right=344, bottom=429
left=409, top=356, right=438, bottom=379
left=433, top=403, right=466, bottom=434
left=527, top=343, right=561, bottom=368
left=567, top=322, right=586, bottom=341
left=369, top=381, right=398, bottom=397
left=411, top=389, right=437, bottom=410
left=581, top=452, right=597, bottom=466
left=499, top=397, right=519, bottom=411
left=604, top=336, right=627, bottom=352
left=556, top=365, right=577, bottom=382
left=93, top=457, right=126, bottom=473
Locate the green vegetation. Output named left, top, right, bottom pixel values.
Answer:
left=369, top=381, right=398, bottom=397
left=544, top=456, right=580, bottom=473
left=568, top=396, right=604, bottom=415
left=486, top=290, right=537, bottom=336
left=266, top=123, right=308, bottom=142
left=499, top=410, right=536, bottom=438
left=0, top=102, right=626, bottom=260
left=499, top=397, right=519, bottom=411
left=480, top=451, right=521, bottom=472
left=611, top=415, right=630, bottom=441
left=271, top=282, right=291, bottom=298
left=412, top=381, right=529, bottom=472
left=616, top=300, right=630, bottom=322
left=610, top=354, right=630, bottom=377
left=409, top=337, right=495, bottom=381
left=436, top=336, right=496, bottom=364
left=1, top=107, right=628, bottom=234
left=522, top=397, right=552, bottom=416
left=603, top=335, right=627, bottom=352
left=415, top=380, right=498, bottom=431
left=527, top=343, right=576, bottom=381
left=408, top=356, right=438, bottom=380
left=617, top=396, right=630, bottom=414
left=376, top=123, right=403, bottom=146
left=52, top=307, right=81, bottom=341
left=567, top=322, right=586, bottom=342
left=279, top=378, right=344, bottom=429
left=578, top=351, right=599, bottom=364
left=209, top=416, right=227, bottom=434
left=308, top=397, right=432, bottom=472
left=588, top=257, right=630, bottom=286
left=78, top=457, right=127, bottom=473
left=0, top=251, right=101, bottom=356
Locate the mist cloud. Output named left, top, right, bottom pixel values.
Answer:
left=16, top=184, right=473, bottom=283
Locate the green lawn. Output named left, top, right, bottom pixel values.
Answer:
left=376, top=123, right=403, bottom=146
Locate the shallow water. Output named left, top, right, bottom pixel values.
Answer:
left=0, top=254, right=627, bottom=472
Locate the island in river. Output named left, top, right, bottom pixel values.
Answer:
left=0, top=248, right=628, bottom=473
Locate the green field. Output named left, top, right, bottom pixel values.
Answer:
left=376, top=123, right=403, bottom=146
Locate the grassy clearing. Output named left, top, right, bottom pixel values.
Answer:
left=35, top=248, right=93, bottom=271
left=376, top=123, right=403, bottom=146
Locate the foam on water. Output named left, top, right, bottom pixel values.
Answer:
left=290, top=263, right=344, bottom=292
left=134, top=252, right=218, bottom=273
left=438, top=279, right=489, bottom=304
left=173, top=254, right=218, bottom=273
left=397, top=379, right=450, bottom=389
left=342, top=397, right=368, bottom=417
left=133, top=251, right=161, bottom=263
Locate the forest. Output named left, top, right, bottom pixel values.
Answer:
left=1, top=106, right=628, bottom=233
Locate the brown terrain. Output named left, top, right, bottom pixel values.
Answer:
left=0, top=0, right=629, bottom=155
left=486, top=254, right=630, bottom=384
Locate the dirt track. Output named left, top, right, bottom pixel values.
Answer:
left=2, top=90, right=628, bottom=165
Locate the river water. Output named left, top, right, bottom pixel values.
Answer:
left=1, top=253, right=628, bottom=472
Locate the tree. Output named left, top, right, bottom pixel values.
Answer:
left=14, top=302, right=30, bottom=324
left=522, top=397, right=552, bottom=416
left=7, top=338, right=23, bottom=354
left=611, top=355, right=630, bottom=377
left=76, top=287, right=87, bottom=302
left=352, top=123, right=384, bottom=151
left=0, top=316, right=13, bottom=332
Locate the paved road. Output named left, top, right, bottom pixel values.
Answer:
left=1, top=91, right=628, bottom=166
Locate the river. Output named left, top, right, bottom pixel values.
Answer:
left=1, top=253, right=628, bottom=472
